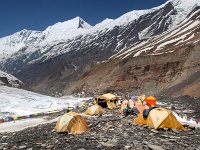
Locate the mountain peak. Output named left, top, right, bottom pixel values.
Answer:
left=73, top=16, right=92, bottom=29
left=45, top=16, right=92, bottom=33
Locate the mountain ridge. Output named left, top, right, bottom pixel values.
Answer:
left=0, top=0, right=200, bottom=97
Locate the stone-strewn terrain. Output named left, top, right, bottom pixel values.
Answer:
left=0, top=96, right=200, bottom=150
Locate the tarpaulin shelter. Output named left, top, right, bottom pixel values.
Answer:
left=84, top=105, right=105, bottom=116
left=133, top=108, right=184, bottom=130
left=55, top=112, right=88, bottom=134
left=94, top=93, right=118, bottom=109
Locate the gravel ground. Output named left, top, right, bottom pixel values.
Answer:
left=0, top=96, right=200, bottom=150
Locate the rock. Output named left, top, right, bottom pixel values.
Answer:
left=147, top=144, right=165, bottom=150
left=160, top=139, right=169, bottom=142
left=118, top=124, right=123, bottom=128
left=18, top=145, right=27, bottom=149
left=161, top=135, right=169, bottom=138
left=169, top=139, right=176, bottom=142
left=197, top=145, right=200, bottom=150
left=132, top=140, right=139, bottom=148
left=151, top=129, right=159, bottom=134
left=164, top=128, right=168, bottom=131
left=189, top=126, right=196, bottom=130
left=107, top=139, right=118, bottom=145
left=100, top=142, right=114, bottom=148
left=125, top=145, right=132, bottom=149
left=88, top=123, right=95, bottom=127
left=172, top=129, right=179, bottom=134
left=77, top=148, right=86, bottom=150
left=176, top=142, right=189, bottom=147
left=136, top=126, right=141, bottom=129
left=27, top=148, right=33, bottom=150
left=46, top=145, right=54, bottom=149
left=12, top=146, right=17, bottom=149
left=123, top=132, right=129, bottom=137
left=1, top=136, right=7, bottom=139
left=188, top=132, right=194, bottom=135
left=186, top=147, right=196, bottom=150
left=142, top=145, right=149, bottom=150
left=142, top=140, right=148, bottom=145
left=168, top=136, right=180, bottom=139
left=41, top=144, right=47, bottom=147
left=149, top=133, right=154, bottom=136
left=109, top=128, right=114, bottom=131
left=96, top=143, right=104, bottom=149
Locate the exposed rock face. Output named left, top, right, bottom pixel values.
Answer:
left=0, top=70, right=23, bottom=88
left=61, top=7, right=200, bottom=97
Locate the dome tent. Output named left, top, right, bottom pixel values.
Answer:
left=133, top=108, right=184, bottom=130
left=84, top=105, right=105, bottom=116
left=94, top=93, right=118, bottom=109
left=55, top=112, right=88, bottom=134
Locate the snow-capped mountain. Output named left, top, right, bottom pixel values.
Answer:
left=0, top=17, right=91, bottom=60
left=66, top=6, right=200, bottom=97
left=1, top=0, right=199, bottom=61
left=0, top=0, right=199, bottom=96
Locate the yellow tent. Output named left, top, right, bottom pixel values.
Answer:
left=133, top=108, right=184, bottom=130
left=94, top=93, right=118, bottom=109
left=84, top=105, right=105, bottom=116
left=55, top=112, right=89, bottom=134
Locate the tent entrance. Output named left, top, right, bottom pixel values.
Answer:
left=98, top=99, right=108, bottom=108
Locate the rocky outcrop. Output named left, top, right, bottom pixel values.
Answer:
left=0, top=70, right=23, bottom=88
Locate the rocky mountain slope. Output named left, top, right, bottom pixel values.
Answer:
left=0, top=0, right=199, bottom=96
left=66, top=6, right=200, bottom=97
left=0, top=70, right=23, bottom=88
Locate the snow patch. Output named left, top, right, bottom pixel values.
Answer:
left=0, top=86, right=90, bottom=119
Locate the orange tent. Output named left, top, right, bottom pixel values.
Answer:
left=145, top=96, right=156, bottom=108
